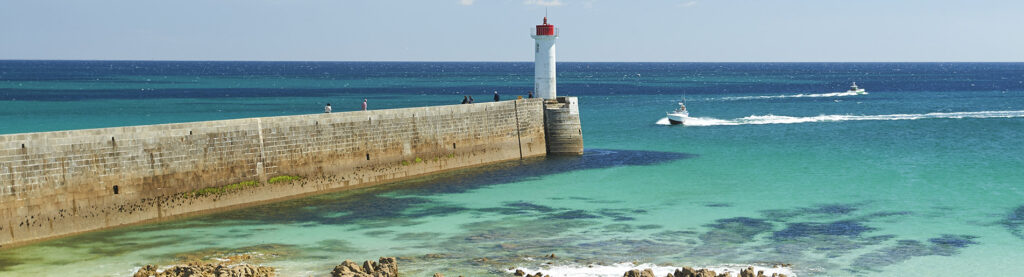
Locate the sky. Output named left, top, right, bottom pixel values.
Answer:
left=1, top=0, right=1022, bottom=62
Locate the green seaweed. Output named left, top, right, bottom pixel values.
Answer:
left=187, top=180, right=259, bottom=197
left=414, top=157, right=423, bottom=163
left=268, top=175, right=302, bottom=184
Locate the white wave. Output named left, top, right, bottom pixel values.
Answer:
left=711, top=91, right=863, bottom=101
left=510, top=262, right=795, bottom=277
left=657, top=110, right=1024, bottom=126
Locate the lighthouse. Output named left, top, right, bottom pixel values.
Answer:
left=533, top=16, right=582, bottom=156
left=532, top=17, right=558, bottom=99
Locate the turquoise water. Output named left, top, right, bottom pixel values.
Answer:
left=1, top=62, right=1024, bottom=276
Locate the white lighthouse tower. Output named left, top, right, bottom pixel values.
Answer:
left=531, top=17, right=558, bottom=99
left=533, top=16, right=581, bottom=156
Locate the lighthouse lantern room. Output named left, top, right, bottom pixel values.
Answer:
left=531, top=17, right=558, bottom=99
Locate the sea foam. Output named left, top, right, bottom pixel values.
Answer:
left=656, top=110, right=1024, bottom=126
left=510, top=262, right=795, bottom=277
left=710, top=91, right=864, bottom=101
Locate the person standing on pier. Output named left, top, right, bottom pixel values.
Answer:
left=469, top=96, right=474, bottom=103
left=325, top=103, right=332, bottom=113
left=493, top=91, right=500, bottom=102
left=362, top=99, right=367, bottom=111
left=462, top=96, right=469, bottom=104
left=528, top=91, right=534, bottom=98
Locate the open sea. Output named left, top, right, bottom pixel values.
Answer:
left=1, top=61, right=1023, bottom=276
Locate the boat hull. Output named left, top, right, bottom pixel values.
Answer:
left=667, top=114, right=687, bottom=125
left=847, top=88, right=867, bottom=95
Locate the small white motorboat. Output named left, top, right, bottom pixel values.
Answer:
left=847, top=82, right=867, bottom=95
left=667, top=102, right=689, bottom=125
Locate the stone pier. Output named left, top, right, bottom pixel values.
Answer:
left=0, top=98, right=584, bottom=247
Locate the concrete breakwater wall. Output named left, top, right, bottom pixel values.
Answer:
left=0, top=99, right=548, bottom=247
left=544, top=97, right=584, bottom=155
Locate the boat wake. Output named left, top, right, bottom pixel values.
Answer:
left=710, top=91, right=863, bottom=101
left=510, top=262, right=795, bottom=277
left=656, top=110, right=1024, bottom=126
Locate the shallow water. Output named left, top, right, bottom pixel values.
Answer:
left=1, top=62, right=1023, bottom=276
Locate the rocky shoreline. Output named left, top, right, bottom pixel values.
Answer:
left=134, top=257, right=789, bottom=277
left=133, top=257, right=404, bottom=277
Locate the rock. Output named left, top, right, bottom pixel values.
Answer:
left=158, top=264, right=206, bottom=277
left=670, top=267, right=718, bottom=277
left=132, top=263, right=274, bottom=277
left=377, top=257, right=398, bottom=277
left=514, top=269, right=526, bottom=276
left=548, top=253, right=557, bottom=259
left=624, top=268, right=656, bottom=277
left=331, top=260, right=363, bottom=276
left=216, top=264, right=276, bottom=277
left=740, top=267, right=756, bottom=277
left=134, top=265, right=159, bottom=277
left=331, top=257, right=398, bottom=277
left=433, top=273, right=444, bottom=277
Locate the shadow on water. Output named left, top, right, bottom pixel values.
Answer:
left=1002, top=205, right=1024, bottom=240
left=192, top=149, right=695, bottom=227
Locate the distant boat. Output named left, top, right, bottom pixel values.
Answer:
left=847, top=82, right=868, bottom=95
left=667, top=101, right=689, bottom=125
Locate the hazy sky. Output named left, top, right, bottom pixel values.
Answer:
left=2, top=0, right=1022, bottom=62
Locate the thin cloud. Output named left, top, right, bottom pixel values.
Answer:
left=677, top=1, right=698, bottom=8
left=459, top=0, right=475, bottom=5
left=524, top=0, right=565, bottom=7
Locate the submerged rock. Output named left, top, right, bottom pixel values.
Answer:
left=331, top=257, right=398, bottom=277
left=132, top=263, right=275, bottom=277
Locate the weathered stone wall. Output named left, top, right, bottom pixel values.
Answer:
left=544, top=97, right=584, bottom=155
left=0, top=99, right=546, bottom=247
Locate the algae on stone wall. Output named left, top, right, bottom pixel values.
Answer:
left=268, top=175, right=302, bottom=184
left=184, top=175, right=302, bottom=198
left=187, top=180, right=259, bottom=197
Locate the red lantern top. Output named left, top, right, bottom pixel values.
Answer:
left=536, top=17, right=555, bottom=36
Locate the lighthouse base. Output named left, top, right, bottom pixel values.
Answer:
left=543, top=97, right=584, bottom=155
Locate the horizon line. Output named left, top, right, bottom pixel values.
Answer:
left=3, top=59, right=1024, bottom=64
